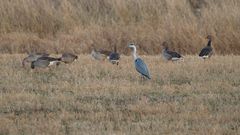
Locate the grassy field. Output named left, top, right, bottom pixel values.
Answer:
left=0, top=54, right=240, bottom=134
left=0, top=0, right=240, bottom=54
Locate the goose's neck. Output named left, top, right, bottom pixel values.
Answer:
left=207, top=39, right=212, bottom=47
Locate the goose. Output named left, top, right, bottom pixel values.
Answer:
left=31, top=57, right=61, bottom=69
left=22, top=53, right=49, bottom=67
left=91, top=46, right=111, bottom=60
left=91, top=48, right=106, bottom=61
left=128, top=43, right=151, bottom=79
left=60, top=53, right=78, bottom=64
left=108, top=45, right=120, bottom=65
left=199, top=35, right=213, bottom=59
left=162, top=42, right=183, bottom=61
left=99, top=49, right=112, bottom=57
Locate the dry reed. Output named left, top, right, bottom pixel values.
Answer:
left=0, top=0, right=239, bottom=54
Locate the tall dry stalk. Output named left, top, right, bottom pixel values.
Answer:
left=0, top=0, right=239, bottom=54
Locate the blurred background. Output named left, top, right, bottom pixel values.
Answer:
left=0, top=0, right=239, bottom=54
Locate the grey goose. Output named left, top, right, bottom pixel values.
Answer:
left=108, top=45, right=120, bottom=65
left=22, top=53, right=49, bottom=67
left=60, top=53, right=78, bottom=64
left=91, top=46, right=111, bottom=61
left=31, top=56, right=61, bottom=69
left=199, top=35, right=213, bottom=59
left=162, top=42, right=183, bottom=61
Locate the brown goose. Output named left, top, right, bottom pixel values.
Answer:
left=199, top=35, right=213, bottom=59
left=162, top=42, right=183, bottom=61
left=22, top=53, right=49, bottom=67
left=31, top=57, right=61, bottom=69
left=60, top=53, right=78, bottom=64
left=91, top=46, right=111, bottom=61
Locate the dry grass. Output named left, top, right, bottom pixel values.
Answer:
left=0, top=0, right=240, bottom=54
left=0, top=54, right=240, bottom=134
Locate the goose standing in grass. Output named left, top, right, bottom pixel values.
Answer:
left=22, top=53, right=49, bottom=67
left=31, top=56, right=61, bottom=69
left=108, top=45, right=120, bottom=65
left=128, top=43, right=151, bottom=79
left=91, top=48, right=105, bottom=61
left=162, top=42, right=183, bottom=61
left=60, top=53, right=78, bottom=64
left=91, top=47, right=111, bottom=61
left=199, top=35, right=213, bottom=59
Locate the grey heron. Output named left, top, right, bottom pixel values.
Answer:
left=162, top=42, right=183, bottom=61
left=128, top=43, right=151, bottom=79
left=199, top=35, right=213, bottom=59
left=60, top=53, right=78, bottom=64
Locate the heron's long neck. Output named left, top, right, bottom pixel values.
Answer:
left=132, top=48, right=138, bottom=60
left=207, top=39, right=212, bottom=46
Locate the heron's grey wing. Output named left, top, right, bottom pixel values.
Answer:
left=135, top=58, right=151, bottom=79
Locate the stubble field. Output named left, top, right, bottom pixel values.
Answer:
left=0, top=54, right=240, bottom=134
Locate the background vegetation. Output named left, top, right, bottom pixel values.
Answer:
left=0, top=0, right=240, bottom=54
left=0, top=55, right=240, bottom=134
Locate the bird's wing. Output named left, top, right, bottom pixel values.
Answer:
left=167, top=51, right=182, bottom=58
left=162, top=50, right=172, bottom=60
left=32, top=59, right=50, bottom=68
left=38, top=57, right=60, bottom=61
left=199, top=47, right=212, bottom=56
left=135, top=58, right=151, bottom=79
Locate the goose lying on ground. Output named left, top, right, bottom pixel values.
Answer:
left=31, top=57, right=61, bottom=69
left=22, top=53, right=49, bottom=67
left=60, top=53, right=78, bottom=64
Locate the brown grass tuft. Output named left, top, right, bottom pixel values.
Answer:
left=0, top=54, right=240, bottom=134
